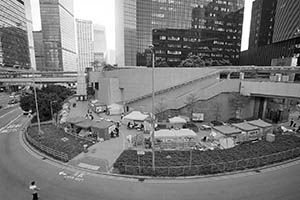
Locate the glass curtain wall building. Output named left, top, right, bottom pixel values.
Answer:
left=40, top=0, right=77, bottom=71
left=116, top=0, right=244, bottom=67
left=0, top=0, right=30, bottom=69
left=76, top=19, right=94, bottom=72
left=93, top=24, right=107, bottom=65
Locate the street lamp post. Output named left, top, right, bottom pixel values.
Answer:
left=50, top=100, right=57, bottom=124
left=32, top=70, right=42, bottom=135
left=149, top=45, right=155, bottom=173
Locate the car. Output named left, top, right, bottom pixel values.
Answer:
left=23, top=110, right=32, bottom=115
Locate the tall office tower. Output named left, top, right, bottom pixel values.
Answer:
left=115, top=0, right=244, bottom=67
left=40, top=0, right=77, bottom=71
left=107, top=49, right=116, bottom=65
left=24, top=0, right=36, bottom=70
left=33, top=31, right=45, bottom=70
left=0, top=0, right=30, bottom=69
left=248, top=0, right=277, bottom=49
left=241, top=0, right=300, bottom=66
left=272, top=0, right=300, bottom=43
left=93, top=24, right=107, bottom=65
left=76, top=19, right=94, bottom=71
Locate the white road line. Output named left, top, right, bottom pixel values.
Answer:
left=0, top=114, right=22, bottom=133
left=0, top=108, right=20, bottom=120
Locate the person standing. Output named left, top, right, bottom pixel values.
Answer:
left=290, top=119, right=295, bottom=127
left=29, top=181, right=40, bottom=200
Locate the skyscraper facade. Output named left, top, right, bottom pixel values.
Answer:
left=241, top=0, right=300, bottom=66
left=93, top=24, right=107, bottom=64
left=33, top=31, right=45, bottom=70
left=24, top=0, right=36, bottom=70
left=272, top=0, right=300, bottom=43
left=116, top=0, right=244, bottom=67
left=0, top=0, right=30, bottom=69
left=40, top=0, right=77, bottom=71
left=248, top=0, right=277, bottom=49
left=76, top=19, right=94, bottom=71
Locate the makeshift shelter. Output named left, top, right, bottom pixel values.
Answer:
left=211, top=125, right=242, bottom=143
left=66, top=116, right=86, bottom=124
left=232, top=122, right=260, bottom=141
left=167, top=116, right=187, bottom=129
left=123, top=111, right=149, bottom=121
left=248, top=119, right=273, bottom=137
left=107, top=103, right=124, bottom=115
left=154, top=129, right=197, bottom=149
left=75, top=120, right=115, bottom=141
left=219, top=137, right=235, bottom=149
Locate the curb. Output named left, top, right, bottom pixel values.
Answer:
left=21, top=129, right=300, bottom=182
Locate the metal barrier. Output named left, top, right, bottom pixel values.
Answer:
left=121, top=147, right=300, bottom=176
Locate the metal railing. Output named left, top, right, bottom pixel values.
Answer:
left=120, top=147, right=300, bottom=176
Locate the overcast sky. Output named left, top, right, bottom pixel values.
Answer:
left=30, top=0, right=253, bottom=51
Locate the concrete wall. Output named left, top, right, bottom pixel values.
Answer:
left=241, top=80, right=300, bottom=98
left=89, top=67, right=220, bottom=103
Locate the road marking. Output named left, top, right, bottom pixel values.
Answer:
left=0, top=114, right=22, bottom=134
left=58, top=170, right=85, bottom=181
left=0, top=108, right=19, bottom=120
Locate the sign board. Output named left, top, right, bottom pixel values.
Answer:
left=271, top=57, right=297, bottom=66
left=137, top=150, right=145, bottom=155
left=192, top=113, right=204, bottom=122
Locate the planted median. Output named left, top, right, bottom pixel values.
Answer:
left=113, top=134, right=300, bottom=177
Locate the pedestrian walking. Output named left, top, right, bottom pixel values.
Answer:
left=290, top=119, right=295, bottom=127
left=29, top=181, right=40, bottom=200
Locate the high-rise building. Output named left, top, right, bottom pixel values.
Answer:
left=107, top=49, right=116, bottom=65
left=115, top=0, right=244, bottom=67
left=0, top=0, right=30, bottom=69
left=241, top=0, right=300, bottom=66
left=76, top=19, right=94, bottom=71
left=24, top=0, right=36, bottom=70
left=272, top=0, right=300, bottom=43
left=248, top=0, right=277, bottom=49
left=33, top=31, right=45, bottom=70
left=39, top=0, right=77, bottom=71
left=93, top=24, right=107, bottom=64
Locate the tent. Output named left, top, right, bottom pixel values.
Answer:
left=123, top=111, right=149, bottom=121
left=232, top=122, right=260, bottom=141
left=154, top=129, right=197, bottom=139
left=248, top=119, right=273, bottom=136
left=66, top=116, right=86, bottom=124
left=168, top=116, right=187, bottom=124
left=107, top=103, right=124, bottom=115
left=219, top=137, right=235, bottom=149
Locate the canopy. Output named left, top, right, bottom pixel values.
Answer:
left=76, top=120, right=113, bottom=129
left=107, top=103, right=124, bottom=115
left=219, top=137, right=235, bottom=149
left=66, top=116, right=86, bottom=124
left=154, top=129, right=197, bottom=138
left=212, top=125, right=241, bottom=136
left=168, top=116, right=187, bottom=124
left=248, top=119, right=272, bottom=128
left=232, top=122, right=259, bottom=131
left=123, top=111, right=149, bottom=121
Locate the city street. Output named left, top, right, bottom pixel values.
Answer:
left=0, top=108, right=300, bottom=199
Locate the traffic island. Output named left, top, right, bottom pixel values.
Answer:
left=113, top=134, right=300, bottom=177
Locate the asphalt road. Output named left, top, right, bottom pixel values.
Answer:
left=0, top=110, right=300, bottom=200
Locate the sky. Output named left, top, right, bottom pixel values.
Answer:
left=30, top=0, right=253, bottom=51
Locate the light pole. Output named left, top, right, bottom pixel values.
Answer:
left=32, top=70, right=42, bottom=134
left=50, top=100, right=57, bottom=124
left=149, top=45, right=155, bottom=173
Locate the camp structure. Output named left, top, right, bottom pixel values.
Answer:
left=107, top=103, right=124, bottom=115
left=211, top=125, right=242, bottom=143
left=123, top=111, right=150, bottom=122
left=166, top=116, right=187, bottom=129
left=154, top=129, right=197, bottom=150
left=248, top=119, right=273, bottom=137
left=73, top=120, right=115, bottom=141
left=232, top=122, right=260, bottom=142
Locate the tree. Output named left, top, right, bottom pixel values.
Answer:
left=179, top=53, right=205, bottom=67
left=185, top=93, right=198, bottom=117
left=229, top=93, right=250, bottom=119
left=155, top=58, right=169, bottom=67
left=20, top=85, right=73, bottom=122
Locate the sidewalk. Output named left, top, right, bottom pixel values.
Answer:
left=67, top=99, right=140, bottom=172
